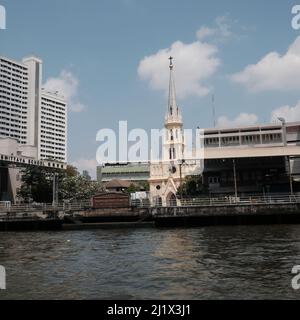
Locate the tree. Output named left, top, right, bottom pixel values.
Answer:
left=124, top=181, right=150, bottom=194
left=18, top=166, right=64, bottom=203
left=17, top=165, right=103, bottom=203
left=65, top=165, right=79, bottom=177
left=177, top=175, right=208, bottom=198
left=59, top=175, right=103, bottom=201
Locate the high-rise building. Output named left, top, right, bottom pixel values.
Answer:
left=40, top=90, right=67, bottom=162
left=0, top=55, right=67, bottom=162
left=0, top=56, right=29, bottom=144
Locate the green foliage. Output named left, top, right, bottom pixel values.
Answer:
left=17, top=165, right=103, bottom=203
left=124, top=181, right=150, bottom=194
left=177, top=175, right=208, bottom=198
left=59, top=175, right=103, bottom=201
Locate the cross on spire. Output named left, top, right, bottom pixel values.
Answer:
left=169, top=56, right=173, bottom=70
left=167, top=56, right=181, bottom=122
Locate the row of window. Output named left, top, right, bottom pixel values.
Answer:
left=0, top=69, right=28, bottom=79
left=205, top=133, right=283, bottom=146
left=0, top=75, right=28, bottom=85
left=0, top=60, right=27, bottom=71
left=41, top=139, right=65, bottom=147
left=0, top=83, right=28, bottom=90
left=42, top=98, right=66, bottom=108
left=40, top=125, right=65, bottom=134
left=41, top=111, right=66, bottom=121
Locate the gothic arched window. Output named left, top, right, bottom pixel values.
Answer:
left=170, top=129, right=174, bottom=141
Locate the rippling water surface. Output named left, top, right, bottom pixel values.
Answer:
left=1, top=225, right=300, bottom=300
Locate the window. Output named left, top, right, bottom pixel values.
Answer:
left=208, top=177, right=220, bottom=184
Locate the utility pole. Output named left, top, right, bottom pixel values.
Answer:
left=288, top=156, right=294, bottom=195
left=179, top=163, right=182, bottom=199
left=278, top=118, right=293, bottom=195
left=233, top=159, right=238, bottom=198
left=212, top=94, right=216, bottom=128
left=52, top=173, right=58, bottom=207
left=179, top=159, right=185, bottom=200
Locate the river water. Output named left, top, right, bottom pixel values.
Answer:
left=1, top=225, right=300, bottom=300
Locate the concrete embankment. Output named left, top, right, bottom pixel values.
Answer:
left=151, top=203, right=300, bottom=227
left=2, top=203, right=300, bottom=231
left=62, top=207, right=154, bottom=230
left=0, top=218, right=63, bottom=231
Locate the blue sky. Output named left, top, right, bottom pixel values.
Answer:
left=1, top=0, right=300, bottom=176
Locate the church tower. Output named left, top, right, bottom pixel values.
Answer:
left=149, top=57, right=186, bottom=206
left=163, top=57, right=184, bottom=162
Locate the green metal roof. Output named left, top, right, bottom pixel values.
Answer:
left=101, top=165, right=150, bottom=174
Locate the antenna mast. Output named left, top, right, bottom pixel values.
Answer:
left=212, top=94, right=216, bottom=128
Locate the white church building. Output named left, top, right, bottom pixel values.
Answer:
left=149, top=57, right=202, bottom=206
left=148, top=58, right=300, bottom=206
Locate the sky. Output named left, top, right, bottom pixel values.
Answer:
left=1, top=0, right=300, bottom=178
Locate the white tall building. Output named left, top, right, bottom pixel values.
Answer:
left=0, top=55, right=67, bottom=162
left=40, top=90, right=67, bottom=162
left=0, top=56, right=29, bottom=144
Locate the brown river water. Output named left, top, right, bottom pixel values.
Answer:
left=1, top=225, right=300, bottom=299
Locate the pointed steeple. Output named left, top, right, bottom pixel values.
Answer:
left=163, top=56, right=184, bottom=162
left=166, top=57, right=182, bottom=125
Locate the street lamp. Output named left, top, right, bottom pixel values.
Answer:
left=178, top=159, right=186, bottom=199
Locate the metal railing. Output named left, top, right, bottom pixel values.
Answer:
left=135, top=194, right=300, bottom=208
left=0, top=201, right=92, bottom=221
left=0, top=201, right=91, bottom=214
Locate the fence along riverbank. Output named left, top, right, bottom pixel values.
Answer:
left=0, top=194, right=300, bottom=230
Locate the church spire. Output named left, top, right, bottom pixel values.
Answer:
left=166, top=56, right=182, bottom=125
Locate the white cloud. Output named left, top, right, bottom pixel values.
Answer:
left=217, top=113, right=258, bottom=128
left=196, top=26, right=217, bottom=40
left=72, top=158, right=98, bottom=180
left=216, top=100, right=300, bottom=129
left=43, top=70, right=86, bottom=112
left=138, top=40, right=220, bottom=99
left=271, top=100, right=300, bottom=123
left=231, top=36, right=300, bottom=92
left=196, top=15, right=235, bottom=42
